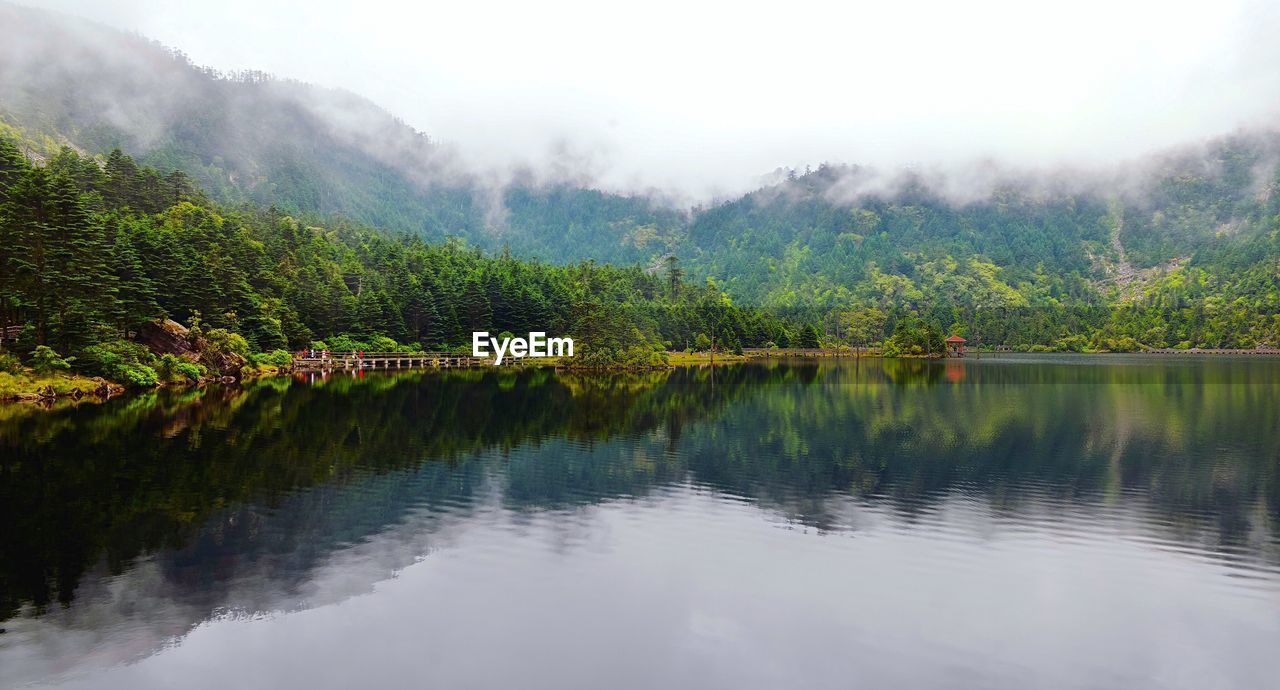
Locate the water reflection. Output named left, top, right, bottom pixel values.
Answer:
left=1, top=355, right=1278, bottom=688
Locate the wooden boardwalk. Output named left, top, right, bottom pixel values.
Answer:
left=744, top=347, right=882, bottom=358
left=293, top=351, right=517, bottom=370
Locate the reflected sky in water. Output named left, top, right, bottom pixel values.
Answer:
left=1, top=355, right=1278, bottom=689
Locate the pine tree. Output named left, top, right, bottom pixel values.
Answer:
left=103, top=148, right=142, bottom=209
left=164, top=170, right=196, bottom=206
left=48, top=147, right=105, bottom=198
left=0, top=139, right=31, bottom=337
left=402, top=284, right=441, bottom=346
left=7, top=169, right=57, bottom=345
left=0, top=138, right=29, bottom=192
left=459, top=277, right=492, bottom=333
left=110, top=224, right=161, bottom=335
left=48, top=173, right=117, bottom=353
left=665, top=255, right=683, bottom=297
left=799, top=323, right=821, bottom=348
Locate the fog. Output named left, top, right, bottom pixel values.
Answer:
left=15, top=0, right=1280, bottom=199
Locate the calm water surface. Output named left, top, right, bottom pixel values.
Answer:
left=1, top=355, right=1278, bottom=689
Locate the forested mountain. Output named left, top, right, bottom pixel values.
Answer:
left=679, top=136, right=1280, bottom=349
left=1, top=2, right=1279, bottom=358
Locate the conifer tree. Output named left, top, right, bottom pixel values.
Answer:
left=104, top=148, right=142, bottom=209
left=109, top=225, right=161, bottom=335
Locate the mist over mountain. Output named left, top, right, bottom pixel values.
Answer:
left=0, top=2, right=686, bottom=263
left=685, top=136, right=1280, bottom=314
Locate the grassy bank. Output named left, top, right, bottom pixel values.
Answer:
left=0, top=371, right=122, bottom=402
left=667, top=351, right=751, bottom=365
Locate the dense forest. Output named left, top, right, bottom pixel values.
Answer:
left=0, top=139, right=794, bottom=385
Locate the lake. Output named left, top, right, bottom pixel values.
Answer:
left=1, top=355, right=1278, bottom=689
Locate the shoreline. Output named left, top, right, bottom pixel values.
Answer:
left=5, top=348, right=1280, bottom=408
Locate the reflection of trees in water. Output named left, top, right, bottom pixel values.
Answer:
left=0, top=366, right=752, bottom=619
left=2, top=358, right=1278, bottom=623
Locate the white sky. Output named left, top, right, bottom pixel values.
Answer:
left=23, top=0, right=1280, bottom=197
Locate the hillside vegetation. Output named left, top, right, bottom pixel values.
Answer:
left=0, top=139, right=792, bottom=386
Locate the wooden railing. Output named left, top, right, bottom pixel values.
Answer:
left=743, top=347, right=882, bottom=357
left=292, top=351, right=516, bottom=369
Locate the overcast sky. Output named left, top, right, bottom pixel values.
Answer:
left=24, top=0, right=1280, bottom=197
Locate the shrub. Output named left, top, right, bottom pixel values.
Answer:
left=156, top=353, right=180, bottom=380
left=326, top=334, right=366, bottom=352
left=252, top=349, right=293, bottom=368
left=1101, top=337, right=1143, bottom=353
left=175, top=361, right=203, bottom=381
left=0, top=350, right=23, bottom=375
left=29, top=345, right=73, bottom=374
left=81, top=340, right=153, bottom=375
left=1054, top=335, right=1089, bottom=352
left=326, top=333, right=404, bottom=353
left=157, top=353, right=205, bottom=382
left=116, top=364, right=159, bottom=387
left=203, top=328, right=251, bottom=359
left=81, top=340, right=159, bottom=387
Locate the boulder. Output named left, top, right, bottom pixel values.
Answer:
left=138, top=319, right=198, bottom=357
left=202, top=351, right=248, bottom=378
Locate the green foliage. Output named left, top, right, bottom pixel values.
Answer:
left=157, top=354, right=204, bottom=382
left=29, top=345, right=72, bottom=374
left=880, top=315, right=946, bottom=358
left=0, top=350, right=23, bottom=375
left=80, top=340, right=158, bottom=387
left=569, top=300, right=668, bottom=368
left=115, top=363, right=159, bottom=388
left=325, top=333, right=406, bottom=353
left=798, top=324, right=821, bottom=349
left=251, top=350, right=293, bottom=368
left=201, top=328, right=251, bottom=360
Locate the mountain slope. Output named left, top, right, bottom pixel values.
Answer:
left=0, top=2, right=684, bottom=259
left=678, top=136, right=1280, bottom=323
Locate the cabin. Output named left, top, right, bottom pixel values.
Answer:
left=946, top=335, right=967, bottom=357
